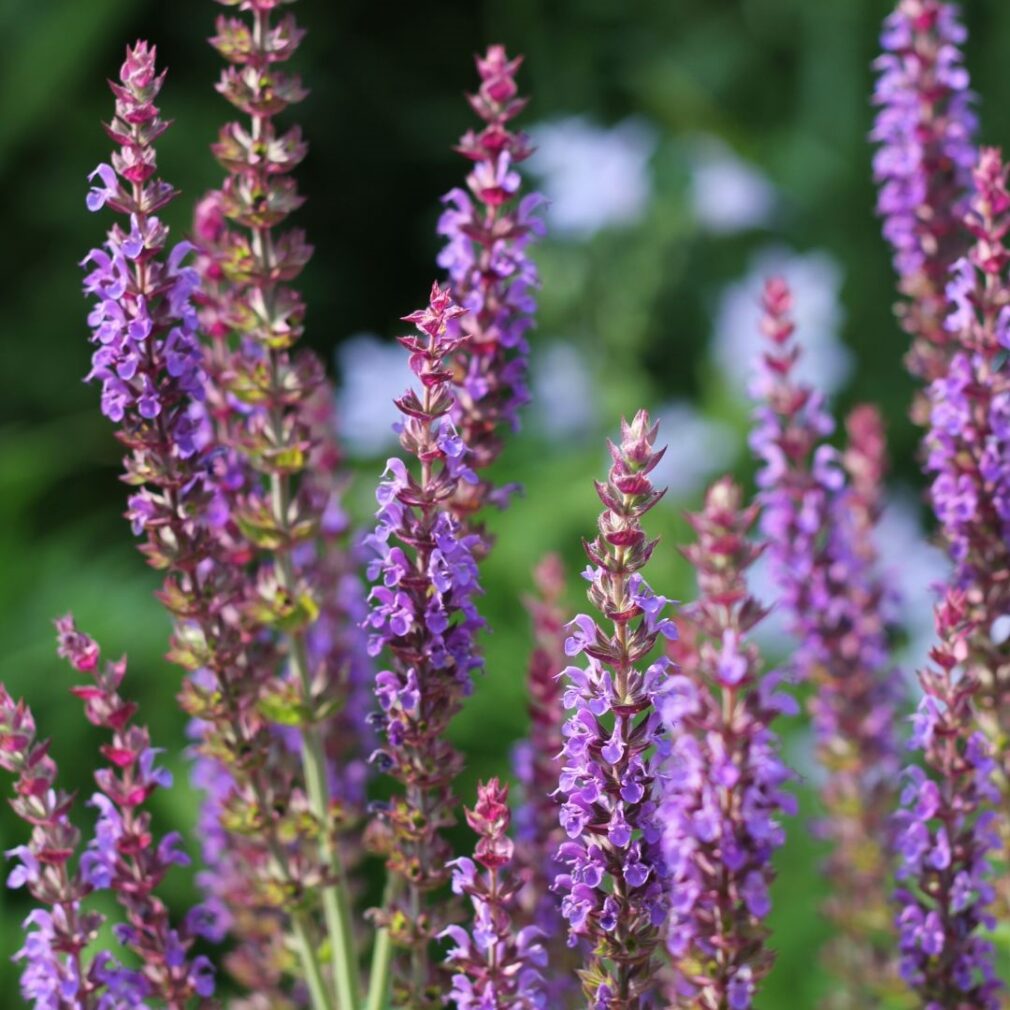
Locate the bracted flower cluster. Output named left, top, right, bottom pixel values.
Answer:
left=364, top=282, right=484, bottom=1009
left=751, top=278, right=903, bottom=1004
left=1, top=618, right=212, bottom=1010
left=872, top=0, right=977, bottom=386
left=553, top=410, right=676, bottom=1010
left=82, top=42, right=206, bottom=549
left=438, top=44, right=545, bottom=533
left=56, top=616, right=215, bottom=1007
left=442, top=779, right=546, bottom=1010
left=892, top=590, right=1001, bottom=1009
left=1, top=686, right=98, bottom=1010
left=925, top=147, right=1010, bottom=815
left=659, top=478, right=796, bottom=1010
left=85, top=30, right=363, bottom=1010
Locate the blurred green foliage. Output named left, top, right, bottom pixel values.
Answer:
left=4, top=0, right=1010, bottom=1006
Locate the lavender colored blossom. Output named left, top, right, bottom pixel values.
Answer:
left=364, top=283, right=485, bottom=1009
left=687, top=136, right=777, bottom=235
left=554, top=410, right=676, bottom=1009
left=892, top=591, right=1001, bottom=1009
left=83, top=42, right=202, bottom=470
left=438, top=45, right=544, bottom=534
left=659, top=478, right=796, bottom=1010
left=530, top=342, right=598, bottom=440
left=872, top=0, right=977, bottom=385
left=751, top=279, right=903, bottom=1004
left=334, top=334, right=415, bottom=456
left=529, top=117, right=656, bottom=237
left=442, top=779, right=546, bottom=1010
left=922, top=149, right=1010, bottom=845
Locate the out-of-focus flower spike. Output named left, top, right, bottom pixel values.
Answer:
left=871, top=0, right=977, bottom=392
left=660, top=477, right=796, bottom=1010
left=511, top=554, right=579, bottom=1004
left=750, top=279, right=904, bottom=1005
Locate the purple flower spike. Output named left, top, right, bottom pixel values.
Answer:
left=554, top=410, right=675, bottom=1009
left=751, top=279, right=903, bottom=1003
left=892, top=591, right=1001, bottom=1010
left=438, top=45, right=545, bottom=540
left=364, top=282, right=486, bottom=1009
left=923, top=148, right=1010, bottom=850
left=872, top=0, right=977, bottom=388
left=441, top=779, right=546, bottom=1010
left=659, top=478, right=796, bottom=1009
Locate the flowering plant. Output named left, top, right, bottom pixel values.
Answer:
left=4, top=2, right=1010, bottom=1009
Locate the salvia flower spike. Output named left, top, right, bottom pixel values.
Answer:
left=84, top=38, right=340, bottom=1010
left=872, top=0, right=977, bottom=390
left=750, top=278, right=903, bottom=1003
left=892, top=590, right=1001, bottom=1009
left=659, top=478, right=797, bottom=1010
left=438, top=44, right=545, bottom=537
left=925, top=147, right=1010, bottom=868
left=441, top=779, right=547, bottom=1010
left=364, top=281, right=484, bottom=1009
left=554, top=410, right=676, bottom=1010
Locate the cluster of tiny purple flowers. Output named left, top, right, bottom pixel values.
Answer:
left=8, top=1, right=1010, bottom=1010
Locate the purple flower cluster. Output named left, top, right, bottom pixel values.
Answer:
left=659, top=478, right=796, bottom=1010
left=923, top=148, right=1010, bottom=805
left=364, top=282, right=485, bottom=1008
left=442, top=779, right=546, bottom=1010
left=554, top=410, right=676, bottom=1009
left=56, top=616, right=215, bottom=1006
left=1, top=618, right=213, bottom=1010
left=872, top=0, right=977, bottom=385
left=438, top=45, right=545, bottom=529
left=83, top=42, right=204, bottom=493
left=892, top=590, right=1001, bottom=1009
left=751, top=278, right=903, bottom=1001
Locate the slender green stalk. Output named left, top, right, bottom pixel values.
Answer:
left=365, top=922, right=394, bottom=1010
left=272, top=470, right=362, bottom=1010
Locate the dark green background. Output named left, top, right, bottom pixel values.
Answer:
left=3, top=0, right=1010, bottom=1005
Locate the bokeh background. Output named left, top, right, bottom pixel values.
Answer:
left=5, top=0, right=1010, bottom=1005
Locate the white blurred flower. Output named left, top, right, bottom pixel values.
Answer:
left=874, top=490, right=950, bottom=676
left=334, top=334, right=413, bottom=457
left=650, top=400, right=738, bottom=500
left=528, top=116, right=656, bottom=237
left=532, top=341, right=597, bottom=439
left=688, top=136, right=777, bottom=234
left=712, top=246, right=851, bottom=397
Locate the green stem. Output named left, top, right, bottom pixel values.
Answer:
left=365, top=892, right=395, bottom=1010
left=272, top=472, right=362, bottom=1010
left=292, top=908, right=337, bottom=1010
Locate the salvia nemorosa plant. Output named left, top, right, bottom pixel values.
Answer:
left=659, top=477, right=796, bottom=1010
left=11, top=0, right=1010, bottom=1008
left=750, top=277, right=903, bottom=1005
left=892, top=590, right=1001, bottom=1009
left=872, top=0, right=977, bottom=393
left=2, top=618, right=213, bottom=1010
left=555, top=409, right=677, bottom=1009
left=437, top=45, right=544, bottom=539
